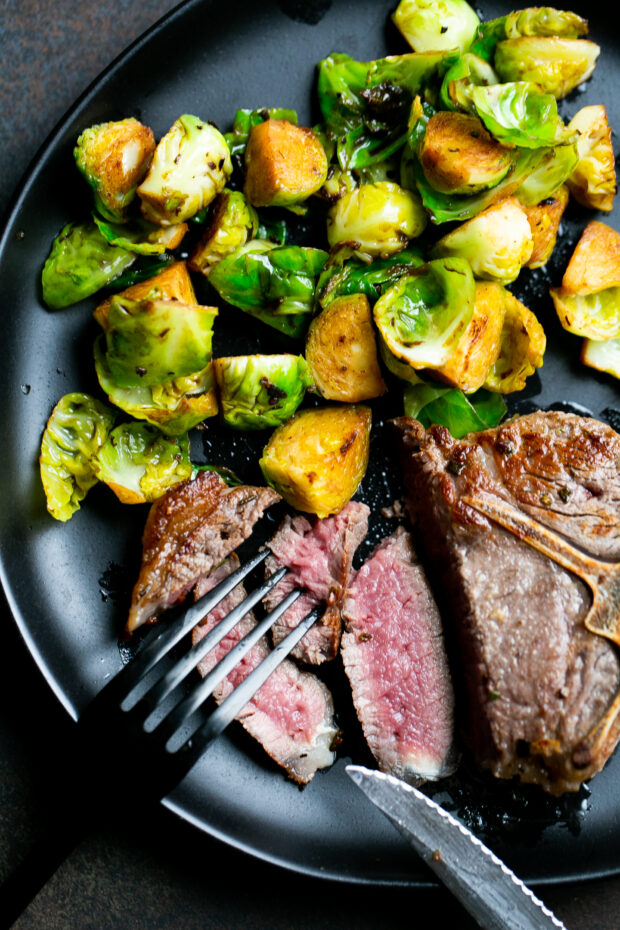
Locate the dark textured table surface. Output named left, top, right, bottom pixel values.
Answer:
left=2, top=2, right=620, bottom=928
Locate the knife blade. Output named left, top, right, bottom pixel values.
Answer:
left=346, top=765, right=566, bottom=930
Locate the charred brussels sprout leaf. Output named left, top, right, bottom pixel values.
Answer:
left=92, top=422, right=192, bottom=503
left=103, top=296, right=217, bottom=387
left=92, top=214, right=188, bottom=255
left=373, top=257, right=476, bottom=371
left=403, top=381, right=506, bottom=437
left=213, top=355, right=312, bottom=429
left=40, top=392, right=116, bottom=521
left=316, top=245, right=425, bottom=308
left=392, top=0, right=480, bottom=54
left=207, top=240, right=328, bottom=338
left=41, top=221, right=137, bottom=310
left=189, top=190, right=258, bottom=276
left=326, top=181, right=427, bottom=258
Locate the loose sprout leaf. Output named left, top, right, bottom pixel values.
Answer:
left=39, top=393, right=116, bottom=521
left=469, top=82, right=574, bottom=149
left=403, top=381, right=507, bottom=437
left=92, top=214, right=188, bottom=255
left=316, top=245, right=426, bottom=308
left=213, top=354, right=312, bottom=429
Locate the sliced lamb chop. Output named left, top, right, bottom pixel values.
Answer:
left=191, top=556, right=338, bottom=784
left=395, top=410, right=620, bottom=794
left=341, top=527, right=457, bottom=785
left=127, top=470, right=280, bottom=632
left=263, top=501, right=369, bottom=664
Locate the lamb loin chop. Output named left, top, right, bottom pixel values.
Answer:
left=263, top=501, right=369, bottom=664
left=192, top=557, right=338, bottom=784
left=127, top=470, right=280, bottom=632
left=396, top=410, right=620, bottom=794
left=341, top=527, right=457, bottom=785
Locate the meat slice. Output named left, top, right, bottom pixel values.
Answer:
left=127, top=470, right=280, bottom=632
left=191, top=557, right=338, bottom=783
left=341, top=528, right=457, bottom=785
left=263, top=501, right=369, bottom=664
left=396, top=410, right=620, bottom=794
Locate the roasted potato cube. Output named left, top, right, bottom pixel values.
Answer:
left=521, top=186, right=569, bottom=269
left=244, top=119, right=328, bottom=208
left=559, top=221, right=620, bottom=295
left=305, top=294, right=387, bottom=402
left=484, top=292, right=546, bottom=393
left=419, top=111, right=513, bottom=195
left=581, top=337, right=620, bottom=380
left=94, top=261, right=197, bottom=330
left=259, top=405, right=372, bottom=518
left=432, top=282, right=506, bottom=393
left=567, top=105, right=617, bottom=212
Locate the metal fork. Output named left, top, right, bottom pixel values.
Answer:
left=0, top=548, right=315, bottom=929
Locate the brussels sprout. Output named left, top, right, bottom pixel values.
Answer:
left=224, top=107, right=299, bottom=159
left=431, top=197, right=533, bottom=284
left=439, top=53, right=500, bottom=111
left=94, top=260, right=196, bottom=329
left=403, top=381, right=507, bottom=437
left=244, top=120, right=328, bottom=208
left=431, top=281, right=506, bottom=392
left=74, top=118, right=156, bottom=223
left=392, top=0, right=480, bottom=54
left=550, top=288, right=620, bottom=340
left=566, top=105, right=617, bottom=212
left=39, top=392, right=116, bottom=521
left=103, top=296, right=217, bottom=388
left=41, top=221, right=137, bottom=310
left=504, top=8, right=589, bottom=39
left=207, top=240, right=328, bottom=338
left=418, top=111, right=513, bottom=195
left=581, top=337, right=620, bottom=381
left=94, top=337, right=218, bottom=435
left=513, top=139, right=578, bottom=205
left=213, top=354, right=312, bottom=429
left=316, top=245, right=426, bottom=308
left=92, top=214, right=188, bottom=255
left=92, top=422, right=192, bottom=504
left=494, top=37, right=600, bottom=99
left=326, top=181, right=426, bottom=259
left=188, top=190, right=258, bottom=276
left=259, top=404, right=372, bottom=518
left=484, top=292, right=546, bottom=392
left=305, top=294, right=387, bottom=402
left=557, top=221, right=620, bottom=296
left=469, top=82, right=574, bottom=149
left=137, top=115, right=232, bottom=225
left=521, top=185, right=569, bottom=269
left=373, top=257, right=476, bottom=371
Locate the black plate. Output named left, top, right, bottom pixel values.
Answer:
left=1, top=0, right=620, bottom=888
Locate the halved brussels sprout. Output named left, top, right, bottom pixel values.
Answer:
left=74, top=118, right=156, bottom=223
left=137, top=115, right=232, bottom=225
left=305, top=294, right=387, bottom=402
left=504, top=8, right=589, bottom=39
left=213, top=354, right=312, bottom=429
left=326, top=181, right=426, bottom=259
left=521, top=185, right=569, bottom=269
left=259, top=404, right=372, bottom=518
left=484, top=292, right=546, bottom=392
left=94, top=337, right=218, bottom=435
left=403, top=381, right=506, bottom=437
left=566, top=105, right=617, bottom=212
left=581, top=337, right=620, bottom=380
left=103, top=296, right=217, bottom=388
left=392, top=0, right=480, bottom=54
left=207, top=240, right=328, bottom=338
left=94, top=261, right=196, bottom=330
left=431, top=281, right=506, bottom=392
left=419, top=111, right=513, bottom=195
left=316, top=245, right=426, bottom=308
left=92, top=214, right=188, bottom=255
left=188, top=190, right=258, bottom=276
left=550, top=288, right=620, bottom=340
left=494, top=37, right=600, bottom=99
left=430, top=197, right=533, bottom=284
left=40, top=392, right=116, bottom=521
left=92, top=422, right=193, bottom=504
left=469, top=82, right=574, bottom=149
left=244, top=119, right=328, bottom=208
left=41, top=221, right=136, bottom=310
left=558, top=221, right=620, bottom=295
left=373, top=257, right=476, bottom=371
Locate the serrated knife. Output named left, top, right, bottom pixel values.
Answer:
left=346, top=765, right=566, bottom=930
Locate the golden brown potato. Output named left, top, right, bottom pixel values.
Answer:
left=521, top=185, right=569, bottom=269
left=244, top=119, right=328, bottom=207
left=419, top=111, right=513, bottom=195
left=431, top=282, right=506, bottom=393
left=259, top=404, right=371, bottom=518
left=567, top=105, right=617, bottom=212
left=305, top=295, right=387, bottom=402
left=484, top=292, right=546, bottom=393
left=94, top=261, right=197, bottom=329
left=559, top=220, right=620, bottom=295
